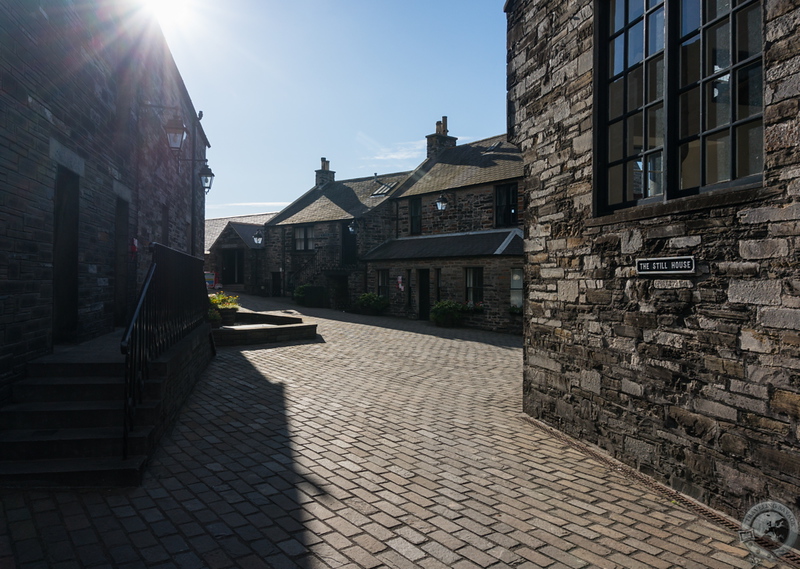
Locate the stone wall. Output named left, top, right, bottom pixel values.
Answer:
left=0, top=0, right=206, bottom=398
left=507, top=0, right=800, bottom=516
left=366, top=257, right=524, bottom=334
left=395, top=185, right=521, bottom=237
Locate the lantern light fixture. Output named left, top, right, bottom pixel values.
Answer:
left=253, top=229, right=264, bottom=245
left=435, top=193, right=449, bottom=211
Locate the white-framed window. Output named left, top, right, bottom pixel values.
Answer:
left=294, top=226, right=315, bottom=251
left=510, top=268, right=523, bottom=308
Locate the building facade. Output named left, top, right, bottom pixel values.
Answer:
left=0, top=0, right=210, bottom=398
left=364, top=121, right=525, bottom=333
left=263, top=159, right=410, bottom=308
left=205, top=214, right=276, bottom=294
left=506, top=0, right=800, bottom=515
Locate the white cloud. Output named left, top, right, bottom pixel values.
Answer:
left=356, top=132, right=426, bottom=163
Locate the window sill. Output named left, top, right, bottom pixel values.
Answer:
left=588, top=184, right=781, bottom=227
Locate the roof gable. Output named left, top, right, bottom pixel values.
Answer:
left=269, top=171, right=411, bottom=226
left=397, top=135, right=523, bottom=198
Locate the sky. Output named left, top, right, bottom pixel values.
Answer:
left=145, top=0, right=509, bottom=219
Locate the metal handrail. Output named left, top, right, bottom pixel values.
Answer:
left=120, top=243, right=208, bottom=458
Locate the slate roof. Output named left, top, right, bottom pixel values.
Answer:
left=396, top=134, right=523, bottom=198
left=204, top=213, right=276, bottom=253
left=268, top=171, right=411, bottom=226
left=362, top=228, right=524, bottom=261
left=228, top=222, right=267, bottom=250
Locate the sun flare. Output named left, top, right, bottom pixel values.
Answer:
left=143, top=0, right=190, bottom=31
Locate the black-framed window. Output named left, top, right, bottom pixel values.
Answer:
left=377, top=269, right=390, bottom=298
left=294, top=226, right=315, bottom=251
left=465, top=267, right=484, bottom=304
left=596, top=0, right=762, bottom=213
left=409, top=197, right=422, bottom=235
left=495, top=183, right=519, bottom=226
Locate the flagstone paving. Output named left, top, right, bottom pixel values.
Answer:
left=0, top=295, right=785, bottom=568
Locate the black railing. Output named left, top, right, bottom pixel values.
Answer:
left=120, top=243, right=209, bottom=458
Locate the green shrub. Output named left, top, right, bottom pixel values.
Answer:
left=353, top=293, right=390, bottom=315
left=292, top=284, right=310, bottom=305
left=430, top=300, right=464, bottom=327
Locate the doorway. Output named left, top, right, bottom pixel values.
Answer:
left=271, top=272, right=282, bottom=296
left=221, top=248, right=244, bottom=285
left=53, top=167, right=80, bottom=342
left=114, top=198, right=129, bottom=327
left=418, top=269, right=430, bottom=320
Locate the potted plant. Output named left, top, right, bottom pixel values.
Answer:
left=209, top=291, right=239, bottom=326
left=430, top=300, right=464, bottom=327
left=208, top=307, right=222, bottom=328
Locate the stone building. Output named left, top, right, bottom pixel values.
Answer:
left=363, top=119, right=525, bottom=333
left=263, top=159, right=411, bottom=308
left=0, top=0, right=211, bottom=398
left=205, top=213, right=276, bottom=294
left=506, top=0, right=800, bottom=515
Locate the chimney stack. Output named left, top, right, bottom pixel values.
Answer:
left=426, top=116, right=457, bottom=158
left=315, top=157, right=335, bottom=187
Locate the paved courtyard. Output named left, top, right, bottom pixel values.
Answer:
left=0, top=295, right=784, bottom=568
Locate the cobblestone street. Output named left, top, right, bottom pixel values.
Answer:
left=0, top=296, right=779, bottom=568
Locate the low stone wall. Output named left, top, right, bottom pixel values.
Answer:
left=149, top=324, right=215, bottom=444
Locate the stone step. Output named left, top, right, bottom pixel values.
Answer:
left=0, top=455, right=149, bottom=487
left=25, top=361, right=126, bottom=379
left=0, top=426, right=154, bottom=460
left=0, top=400, right=159, bottom=430
left=11, top=376, right=161, bottom=403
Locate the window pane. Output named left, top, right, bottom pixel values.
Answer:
left=609, top=120, right=624, bottom=162
left=609, top=164, right=624, bottom=205
left=736, top=120, right=763, bottom=177
left=628, top=159, right=644, bottom=200
left=705, top=131, right=731, bottom=184
left=647, top=103, right=664, bottom=149
left=611, top=35, right=625, bottom=76
left=628, top=21, right=644, bottom=66
left=736, top=3, right=762, bottom=61
left=647, top=54, right=664, bottom=102
left=680, top=87, right=701, bottom=138
left=629, top=0, right=644, bottom=22
left=706, top=73, right=731, bottom=129
left=628, top=112, right=644, bottom=156
left=628, top=65, right=643, bottom=109
left=680, top=140, right=702, bottom=189
left=706, top=0, right=731, bottom=21
left=706, top=20, right=731, bottom=73
left=610, top=77, right=625, bottom=118
left=646, top=152, right=664, bottom=197
left=611, top=0, right=625, bottom=33
left=736, top=63, right=762, bottom=119
left=681, top=36, right=701, bottom=86
left=681, top=0, right=701, bottom=36
left=648, top=7, right=665, bottom=55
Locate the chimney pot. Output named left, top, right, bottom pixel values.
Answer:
left=316, top=157, right=335, bottom=186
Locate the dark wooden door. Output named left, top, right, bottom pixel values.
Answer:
left=53, top=167, right=80, bottom=342
left=418, top=269, right=430, bottom=320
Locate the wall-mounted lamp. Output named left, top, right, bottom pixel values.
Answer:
left=348, top=220, right=357, bottom=234
left=435, top=193, right=449, bottom=211
left=198, top=162, right=215, bottom=194
left=253, top=229, right=264, bottom=245
left=163, top=117, right=188, bottom=152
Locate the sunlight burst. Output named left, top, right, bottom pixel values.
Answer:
left=143, top=0, right=191, bottom=31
